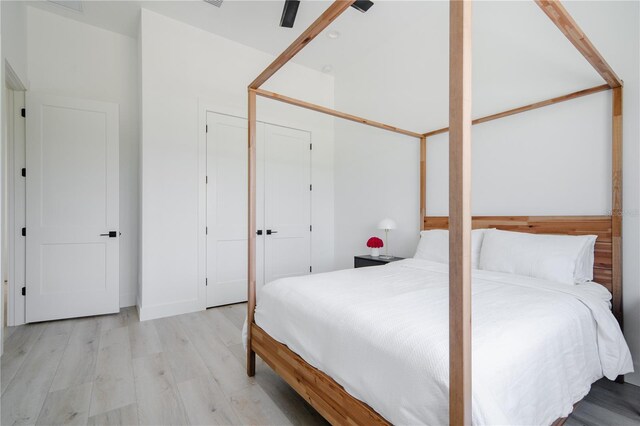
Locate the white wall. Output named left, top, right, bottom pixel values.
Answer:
left=139, top=9, right=335, bottom=320
left=1, top=1, right=28, bottom=328
left=333, top=1, right=640, bottom=385
left=27, top=7, right=140, bottom=308
left=1, top=1, right=27, bottom=85
left=334, top=122, right=419, bottom=262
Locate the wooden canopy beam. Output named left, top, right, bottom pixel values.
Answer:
left=535, top=0, right=622, bottom=88
left=449, top=1, right=473, bottom=424
left=254, top=88, right=423, bottom=139
left=249, top=1, right=355, bottom=89
left=423, top=84, right=610, bottom=137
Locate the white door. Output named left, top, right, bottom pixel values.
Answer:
left=206, top=113, right=262, bottom=307
left=205, top=115, right=311, bottom=307
left=25, top=93, right=119, bottom=322
left=263, top=124, right=311, bottom=284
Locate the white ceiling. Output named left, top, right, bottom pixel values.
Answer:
left=324, top=0, right=613, bottom=130
left=28, top=0, right=610, bottom=119
left=29, top=0, right=409, bottom=74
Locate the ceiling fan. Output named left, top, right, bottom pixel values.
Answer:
left=280, top=0, right=374, bottom=28
left=203, top=1, right=373, bottom=28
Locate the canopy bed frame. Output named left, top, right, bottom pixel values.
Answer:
left=245, top=1, right=623, bottom=425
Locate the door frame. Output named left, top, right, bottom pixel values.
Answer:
left=7, top=89, right=120, bottom=324
left=197, top=98, right=313, bottom=308
left=4, top=61, right=27, bottom=327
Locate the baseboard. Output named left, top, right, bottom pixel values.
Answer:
left=625, top=365, right=640, bottom=386
left=138, top=298, right=203, bottom=321
left=135, top=293, right=142, bottom=320
left=119, top=291, right=137, bottom=308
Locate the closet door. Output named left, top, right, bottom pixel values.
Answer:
left=263, top=124, right=311, bottom=285
left=206, top=115, right=310, bottom=307
left=206, top=113, right=264, bottom=307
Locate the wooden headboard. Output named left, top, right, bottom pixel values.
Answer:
left=423, top=215, right=621, bottom=324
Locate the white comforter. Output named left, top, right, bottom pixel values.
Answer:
left=253, top=259, right=633, bottom=426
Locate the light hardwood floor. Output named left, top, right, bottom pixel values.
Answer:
left=1, top=304, right=638, bottom=426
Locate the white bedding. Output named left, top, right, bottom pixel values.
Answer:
left=253, top=258, right=633, bottom=425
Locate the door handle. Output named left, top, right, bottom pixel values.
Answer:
left=100, top=231, right=118, bottom=238
left=266, top=230, right=278, bottom=235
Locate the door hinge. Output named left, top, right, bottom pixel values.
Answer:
left=206, top=227, right=208, bottom=235
left=310, top=184, right=312, bottom=191
left=206, top=278, right=208, bottom=286
left=309, top=143, right=312, bottom=150
left=206, top=176, right=208, bottom=184
left=206, top=124, right=208, bottom=133
left=21, top=168, right=26, bottom=177
left=21, top=227, right=26, bottom=237
left=309, top=266, right=312, bottom=273
left=310, top=225, right=312, bottom=232
left=21, top=287, right=26, bottom=296
left=21, top=108, right=26, bottom=118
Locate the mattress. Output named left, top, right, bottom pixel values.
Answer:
left=253, top=258, right=633, bottom=425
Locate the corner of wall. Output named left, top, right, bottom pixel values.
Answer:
left=137, top=6, right=144, bottom=314
left=2, top=0, right=28, bottom=86
left=137, top=299, right=202, bottom=322
left=627, top=367, right=640, bottom=387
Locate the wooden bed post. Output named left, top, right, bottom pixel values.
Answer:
left=449, top=1, right=472, bottom=424
left=246, top=0, right=355, bottom=379
left=246, top=0, right=355, bottom=380
left=247, top=88, right=257, bottom=376
left=612, top=86, right=623, bottom=325
left=420, top=136, right=427, bottom=229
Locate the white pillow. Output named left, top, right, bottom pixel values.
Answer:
left=576, top=236, right=597, bottom=283
left=414, top=229, right=487, bottom=269
left=478, top=229, right=597, bottom=285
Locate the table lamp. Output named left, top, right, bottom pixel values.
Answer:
left=377, top=218, right=397, bottom=259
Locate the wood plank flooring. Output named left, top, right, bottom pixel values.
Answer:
left=2, top=304, right=638, bottom=425
left=1, top=305, right=326, bottom=426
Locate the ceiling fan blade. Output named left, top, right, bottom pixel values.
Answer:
left=203, top=0, right=223, bottom=8
left=280, top=0, right=301, bottom=28
left=351, top=1, right=374, bottom=13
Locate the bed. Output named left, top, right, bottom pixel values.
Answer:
left=253, top=257, right=631, bottom=425
left=246, top=216, right=633, bottom=425
left=245, top=1, right=627, bottom=423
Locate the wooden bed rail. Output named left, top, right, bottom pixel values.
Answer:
left=254, top=88, right=423, bottom=138
left=252, top=323, right=390, bottom=425
left=423, top=84, right=610, bottom=137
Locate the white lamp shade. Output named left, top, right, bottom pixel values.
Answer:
left=377, top=218, right=397, bottom=230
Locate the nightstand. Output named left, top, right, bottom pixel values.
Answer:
left=354, top=255, right=405, bottom=268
